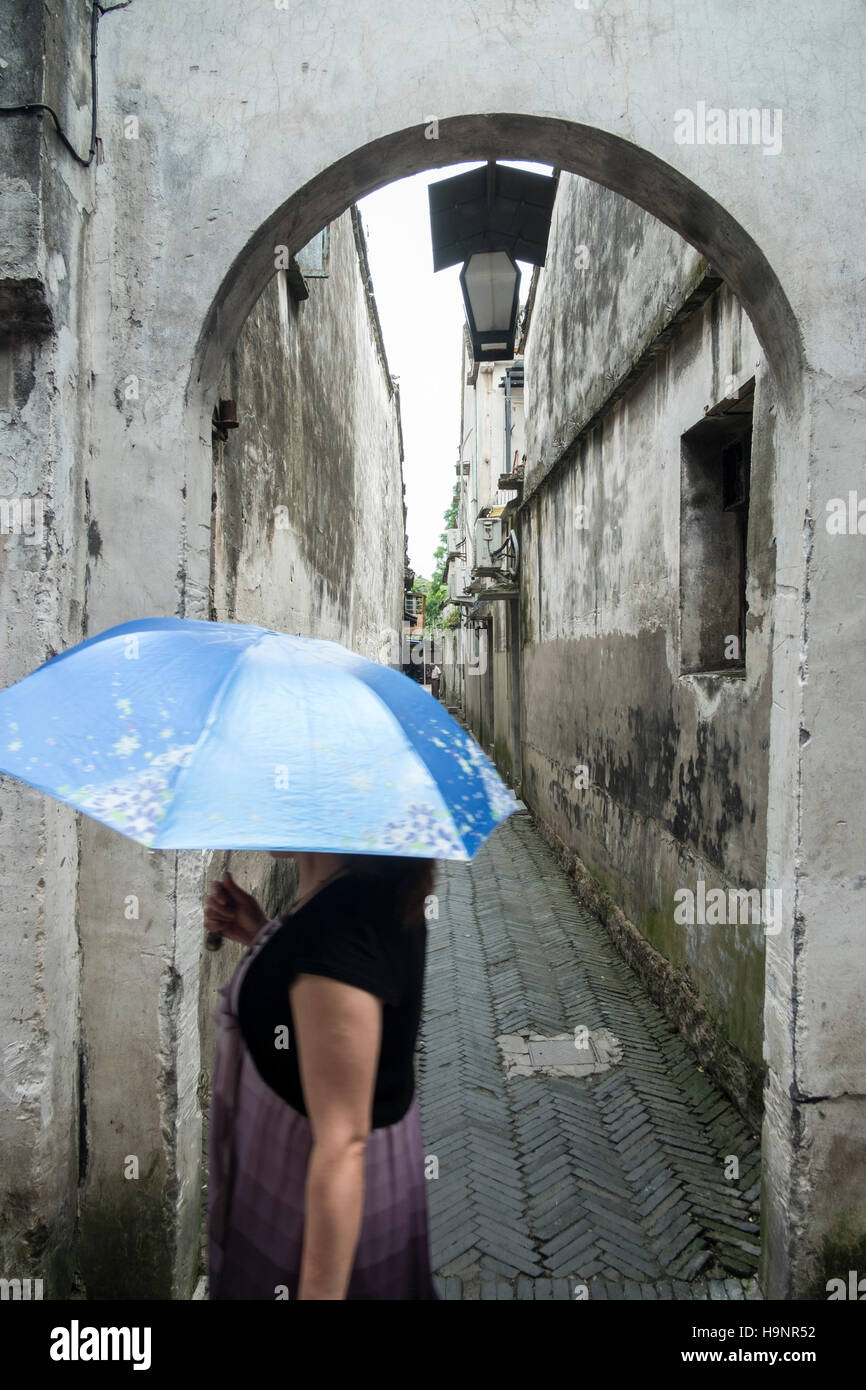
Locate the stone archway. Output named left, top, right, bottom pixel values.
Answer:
left=181, top=114, right=812, bottom=1300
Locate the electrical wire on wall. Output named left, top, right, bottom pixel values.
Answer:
left=0, top=2, right=130, bottom=168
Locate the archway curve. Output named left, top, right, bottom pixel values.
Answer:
left=189, top=113, right=806, bottom=425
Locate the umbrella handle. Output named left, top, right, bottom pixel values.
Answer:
left=205, top=931, right=223, bottom=952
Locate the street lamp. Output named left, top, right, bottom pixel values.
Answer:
left=459, top=250, right=521, bottom=363
left=428, top=160, right=556, bottom=365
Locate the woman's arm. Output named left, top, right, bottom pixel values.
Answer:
left=289, top=973, right=383, bottom=1300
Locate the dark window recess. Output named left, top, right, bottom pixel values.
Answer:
left=680, top=381, right=754, bottom=675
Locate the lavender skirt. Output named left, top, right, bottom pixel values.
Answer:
left=207, top=917, right=439, bottom=1300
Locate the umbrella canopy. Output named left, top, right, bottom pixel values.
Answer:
left=0, top=618, right=517, bottom=860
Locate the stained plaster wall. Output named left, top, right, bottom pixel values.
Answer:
left=0, top=0, right=92, bottom=1295
left=519, top=173, right=771, bottom=1118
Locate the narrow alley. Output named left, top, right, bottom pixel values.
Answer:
left=420, top=806, right=762, bottom=1300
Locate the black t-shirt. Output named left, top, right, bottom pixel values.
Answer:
left=237, top=873, right=428, bottom=1129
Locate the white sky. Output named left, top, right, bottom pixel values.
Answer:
left=357, top=161, right=551, bottom=579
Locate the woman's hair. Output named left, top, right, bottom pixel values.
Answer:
left=343, top=854, right=437, bottom=928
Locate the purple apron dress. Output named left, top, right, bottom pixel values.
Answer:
left=207, top=916, right=439, bottom=1300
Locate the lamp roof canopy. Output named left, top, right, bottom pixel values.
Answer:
left=428, top=161, right=556, bottom=272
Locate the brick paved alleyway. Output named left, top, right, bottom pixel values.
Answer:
left=417, top=807, right=763, bottom=1301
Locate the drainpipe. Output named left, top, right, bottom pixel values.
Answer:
left=504, top=368, right=512, bottom=475
left=471, top=379, right=479, bottom=566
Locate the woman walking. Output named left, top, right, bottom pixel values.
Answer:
left=204, top=851, right=440, bottom=1301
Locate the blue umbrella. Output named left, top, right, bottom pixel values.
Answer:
left=0, top=617, right=517, bottom=859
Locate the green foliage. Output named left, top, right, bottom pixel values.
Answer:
left=414, top=482, right=459, bottom=631
left=414, top=573, right=447, bottom=629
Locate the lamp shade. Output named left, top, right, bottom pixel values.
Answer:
left=459, top=251, right=521, bottom=363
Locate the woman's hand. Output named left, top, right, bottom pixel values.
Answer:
left=204, top=872, right=267, bottom=947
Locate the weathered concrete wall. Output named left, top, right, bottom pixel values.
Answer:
left=0, top=0, right=93, bottom=1295
left=439, top=625, right=463, bottom=712
left=490, top=597, right=520, bottom=789
left=463, top=620, right=490, bottom=753
left=519, top=173, right=772, bottom=1123
left=523, top=170, right=707, bottom=486
left=211, top=211, right=404, bottom=653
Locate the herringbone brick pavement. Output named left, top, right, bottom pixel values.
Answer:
left=416, top=809, right=762, bottom=1301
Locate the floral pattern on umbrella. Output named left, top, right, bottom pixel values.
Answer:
left=60, top=744, right=197, bottom=845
